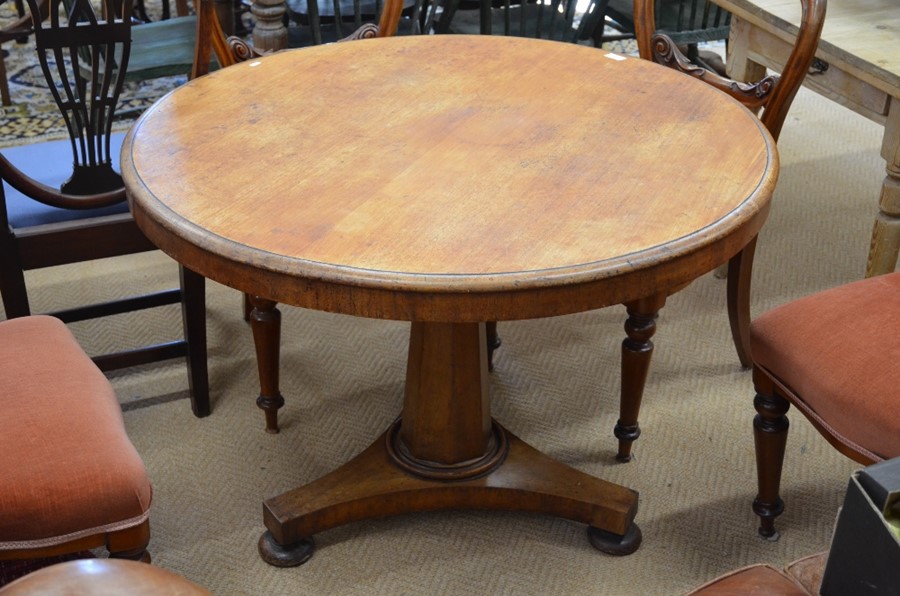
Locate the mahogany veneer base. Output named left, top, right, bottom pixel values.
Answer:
left=260, top=422, right=641, bottom=566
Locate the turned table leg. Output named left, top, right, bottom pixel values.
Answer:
left=866, top=97, right=900, bottom=276
left=250, top=0, right=288, bottom=51
left=249, top=296, right=284, bottom=433
left=615, top=295, right=665, bottom=462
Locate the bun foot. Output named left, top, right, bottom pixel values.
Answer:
left=258, top=531, right=315, bottom=567
left=587, top=523, right=642, bottom=556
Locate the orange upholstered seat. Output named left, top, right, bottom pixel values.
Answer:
left=752, top=272, right=900, bottom=461
left=0, top=316, right=152, bottom=561
left=749, top=272, right=900, bottom=537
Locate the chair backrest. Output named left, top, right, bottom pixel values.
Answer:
left=601, top=0, right=730, bottom=47
left=284, top=0, right=435, bottom=45
left=192, top=0, right=415, bottom=79
left=634, top=0, right=826, bottom=141
left=26, top=0, right=131, bottom=195
left=440, top=0, right=607, bottom=43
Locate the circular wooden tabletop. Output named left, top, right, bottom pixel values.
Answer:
left=123, top=34, right=777, bottom=322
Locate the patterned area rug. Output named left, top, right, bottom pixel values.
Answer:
left=0, top=2, right=185, bottom=147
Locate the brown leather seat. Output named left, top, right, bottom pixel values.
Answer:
left=687, top=552, right=826, bottom=595
left=687, top=564, right=809, bottom=595
left=0, top=559, right=211, bottom=595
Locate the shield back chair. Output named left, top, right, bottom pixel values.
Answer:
left=635, top=0, right=825, bottom=370
left=750, top=272, right=900, bottom=539
left=192, top=0, right=428, bottom=433
left=0, top=0, right=210, bottom=416
left=61, top=0, right=198, bottom=103
left=0, top=316, right=153, bottom=572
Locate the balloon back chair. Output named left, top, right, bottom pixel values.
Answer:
left=635, top=0, right=826, bottom=369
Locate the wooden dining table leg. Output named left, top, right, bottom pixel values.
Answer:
left=257, top=321, right=641, bottom=566
left=615, top=294, right=666, bottom=462
left=249, top=295, right=285, bottom=433
left=250, top=0, right=288, bottom=51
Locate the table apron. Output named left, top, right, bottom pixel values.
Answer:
left=134, top=205, right=767, bottom=323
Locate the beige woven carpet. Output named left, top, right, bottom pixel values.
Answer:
left=1, top=78, right=888, bottom=592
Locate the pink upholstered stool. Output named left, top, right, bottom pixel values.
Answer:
left=0, top=316, right=153, bottom=564
left=0, top=559, right=210, bottom=595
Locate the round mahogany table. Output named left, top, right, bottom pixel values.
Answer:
left=122, top=34, right=777, bottom=566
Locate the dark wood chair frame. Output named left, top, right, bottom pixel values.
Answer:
left=635, top=0, right=826, bottom=368
left=0, top=0, right=209, bottom=416
left=633, top=0, right=831, bottom=538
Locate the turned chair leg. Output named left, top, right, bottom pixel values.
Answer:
left=107, top=520, right=152, bottom=563
left=0, top=239, right=31, bottom=318
left=0, top=50, right=11, bottom=107
left=751, top=369, right=790, bottom=540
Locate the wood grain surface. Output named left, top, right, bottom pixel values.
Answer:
left=123, top=35, right=776, bottom=321
left=713, top=0, right=900, bottom=92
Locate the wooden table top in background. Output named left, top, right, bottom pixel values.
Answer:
left=711, top=0, right=900, bottom=278
left=123, top=35, right=776, bottom=322
left=714, top=0, right=900, bottom=102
